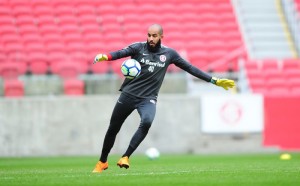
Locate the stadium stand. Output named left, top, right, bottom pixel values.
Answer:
left=3, top=0, right=300, bottom=97
left=0, top=0, right=243, bottom=77
left=245, top=58, right=300, bottom=96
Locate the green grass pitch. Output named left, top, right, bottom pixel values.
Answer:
left=0, top=154, right=300, bottom=186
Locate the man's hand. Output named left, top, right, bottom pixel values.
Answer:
left=93, top=54, right=108, bottom=64
left=211, top=77, right=235, bottom=90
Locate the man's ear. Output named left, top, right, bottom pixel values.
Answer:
left=160, top=35, right=164, bottom=39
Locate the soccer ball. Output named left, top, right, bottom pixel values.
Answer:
left=145, top=147, right=160, bottom=160
left=121, top=59, right=141, bottom=79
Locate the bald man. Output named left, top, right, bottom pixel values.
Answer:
left=92, top=24, right=235, bottom=173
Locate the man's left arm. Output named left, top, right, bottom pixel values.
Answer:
left=172, top=51, right=235, bottom=90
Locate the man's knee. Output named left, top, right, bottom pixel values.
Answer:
left=140, top=116, right=154, bottom=130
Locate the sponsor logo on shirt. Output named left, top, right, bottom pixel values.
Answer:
left=140, top=58, right=166, bottom=67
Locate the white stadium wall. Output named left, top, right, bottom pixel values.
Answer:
left=0, top=94, right=269, bottom=157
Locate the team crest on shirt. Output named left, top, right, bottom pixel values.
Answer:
left=160, top=55, right=166, bottom=62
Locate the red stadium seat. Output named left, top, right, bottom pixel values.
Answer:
left=69, top=51, right=88, bottom=63
left=264, top=69, right=283, bottom=81
left=0, top=62, right=27, bottom=79
left=51, top=61, right=88, bottom=79
left=284, top=69, right=300, bottom=80
left=138, top=4, right=159, bottom=14
left=15, top=15, right=36, bottom=26
left=39, top=24, right=60, bottom=35
left=7, top=52, right=28, bottom=63
left=25, top=42, right=45, bottom=53
left=57, top=15, right=78, bottom=26
left=96, top=4, right=118, bottom=15
left=59, top=24, right=80, bottom=35
left=47, top=52, right=68, bottom=63
left=91, top=61, right=110, bottom=74
left=245, top=60, right=261, bottom=72
left=4, top=42, right=24, bottom=53
left=33, top=5, right=53, bottom=16
left=267, top=87, right=290, bottom=96
left=36, top=15, right=56, bottom=27
left=261, top=59, right=280, bottom=70
left=75, top=4, right=95, bottom=16
left=119, top=4, right=137, bottom=14
left=0, top=53, right=6, bottom=63
left=124, top=32, right=146, bottom=44
left=81, top=24, right=101, bottom=36
left=62, top=33, right=82, bottom=44
left=290, top=86, right=300, bottom=96
left=101, top=22, right=122, bottom=34
left=266, top=78, right=286, bottom=89
left=27, top=52, right=49, bottom=74
left=218, top=12, right=236, bottom=23
left=198, top=13, right=219, bottom=23
left=4, top=79, right=24, bottom=97
left=18, top=24, right=39, bottom=35
left=78, top=14, right=98, bottom=26
left=31, top=0, right=51, bottom=7
left=0, top=6, right=11, bottom=16
left=83, top=33, right=102, bottom=44
left=22, top=33, right=43, bottom=44
left=66, top=41, right=86, bottom=53
left=28, top=60, right=49, bottom=75
left=249, top=78, right=265, bottom=91
left=52, top=0, right=74, bottom=7
left=64, top=78, right=85, bottom=96
left=165, top=40, right=185, bottom=51
left=0, top=24, right=18, bottom=35
left=12, top=5, right=32, bottom=17
left=100, top=14, right=122, bottom=25
left=287, top=77, right=300, bottom=89
left=8, top=0, right=30, bottom=7
left=282, top=58, right=300, bottom=70
left=54, top=5, right=76, bottom=16
left=160, top=13, right=182, bottom=25
left=43, top=32, right=62, bottom=43
left=46, top=42, right=66, bottom=53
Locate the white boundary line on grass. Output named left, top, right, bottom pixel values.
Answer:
left=112, top=170, right=191, bottom=176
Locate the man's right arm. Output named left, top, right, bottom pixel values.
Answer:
left=93, top=43, right=141, bottom=64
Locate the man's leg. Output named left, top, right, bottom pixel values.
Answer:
left=99, top=94, right=135, bottom=162
left=122, top=98, right=157, bottom=158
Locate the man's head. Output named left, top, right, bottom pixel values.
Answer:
left=147, top=24, right=163, bottom=48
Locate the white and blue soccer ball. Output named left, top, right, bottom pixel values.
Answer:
left=145, top=147, right=160, bottom=160
left=121, top=59, right=141, bottom=79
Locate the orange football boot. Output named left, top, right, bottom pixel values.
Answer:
left=117, top=156, right=130, bottom=169
left=92, top=161, right=108, bottom=173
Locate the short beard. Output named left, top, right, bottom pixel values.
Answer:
left=147, top=39, right=161, bottom=52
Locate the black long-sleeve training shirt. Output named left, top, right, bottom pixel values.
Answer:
left=109, top=42, right=212, bottom=99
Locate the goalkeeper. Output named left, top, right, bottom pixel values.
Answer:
left=92, top=24, right=235, bottom=173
